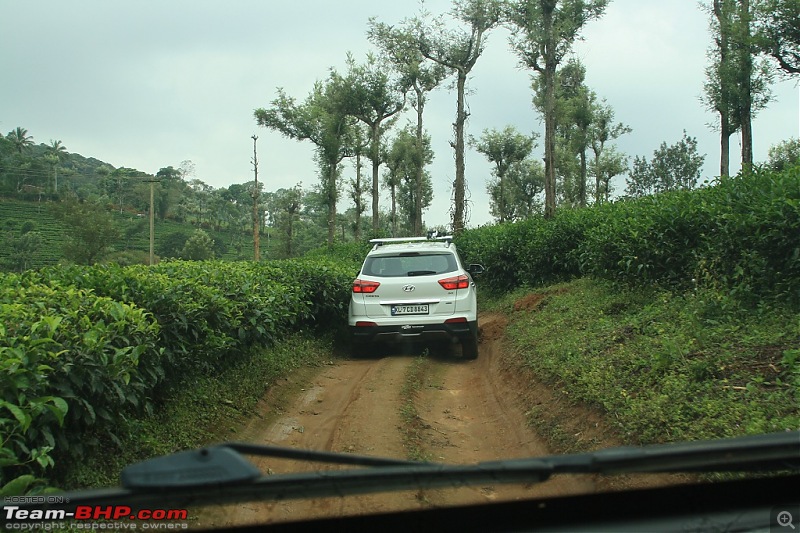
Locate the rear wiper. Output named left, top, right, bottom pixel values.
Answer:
left=407, top=270, right=437, bottom=276
left=12, top=431, right=799, bottom=511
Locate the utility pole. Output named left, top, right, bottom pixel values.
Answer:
left=144, top=177, right=160, bottom=266
left=251, top=135, right=261, bottom=262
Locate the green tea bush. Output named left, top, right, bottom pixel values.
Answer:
left=2, top=255, right=357, bottom=491
left=459, top=166, right=800, bottom=306
left=0, top=273, right=160, bottom=483
left=457, top=208, right=599, bottom=292
left=580, top=167, right=800, bottom=305
left=28, top=264, right=235, bottom=381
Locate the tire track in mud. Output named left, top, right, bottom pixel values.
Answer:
left=201, top=355, right=427, bottom=527
left=409, top=314, right=596, bottom=507
left=198, top=315, right=596, bottom=528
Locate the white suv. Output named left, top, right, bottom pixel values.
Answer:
left=348, top=235, right=484, bottom=359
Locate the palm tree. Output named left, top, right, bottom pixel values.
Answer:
left=8, top=127, right=34, bottom=153
left=48, top=139, right=67, bottom=158
left=48, top=139, right=68, bottom=193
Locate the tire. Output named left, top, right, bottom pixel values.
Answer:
left=461, top=331, right=479, bottom=360
left=351, top=341, right=371, bottom=359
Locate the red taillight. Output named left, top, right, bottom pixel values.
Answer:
left=355, top=321, right=377, bottom=327
left=353, top=279, right=380, bottom=293
left=444, top=317, right=467, bottom=324
left=438, top=274, right=469, bottom=290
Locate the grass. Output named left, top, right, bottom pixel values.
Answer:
left=497, top=278, right=800, bottom=446
left=399, top=353, right=434, bottom=463
left=57, top=334, right=332, bottom=489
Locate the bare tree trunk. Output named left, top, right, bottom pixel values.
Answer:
left=543, top=67, right=557, bottom=218
left=579, top=148, right=587, bottom=208
left=499, top=169, right=506, bottom=224
left=355, top=152, right=363, bottom=241
left=714, top=0, right=732, bottom=179
left=390, top=184, right=397, bottom=237
left=453, top=70, right=467, bottom=233
left=594, top=152, right=602, bottom=205
left=740, top=100, right=753, bottom=170
left=371, top=123, right=381, bottom=233
left=415, top=86, right=425, bottom=236
left=327, top=165, right=337, bottom=246
left=720, top=119, right=731, bottom=178
left=739, top=0, right=754, bottom=171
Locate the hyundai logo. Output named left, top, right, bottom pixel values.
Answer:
left=402, top=284, right=416, bottom=292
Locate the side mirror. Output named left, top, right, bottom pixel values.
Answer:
left=468, top=264, right=485, bottom=275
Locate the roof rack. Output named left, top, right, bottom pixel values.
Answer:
left=369, top=235, right=453, bottom=248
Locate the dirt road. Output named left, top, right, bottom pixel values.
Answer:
left=199, top=314, right=599, bottom=528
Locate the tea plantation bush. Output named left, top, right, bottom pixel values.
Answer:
left=458, top=166, right=800, bottom=307
left=456, top=207, right=600, bottom=292
left=0, top=254, right=357, bottom=491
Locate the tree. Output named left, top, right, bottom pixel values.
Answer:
left=50, top=194, right=119, bottom=264
left=155, top=166, right=185, bottom=221
left=384, top=126, right=434, bottom=235
left=368, top=17, right=449, bottom=235
left=589, top=100, right=631, bottom=204
left=2, top=221, right=42, bottom=272
left=702, top=0, right=773, bottom=175
left=732, top=0, right=772, bottom=170
left=754, top=0, right=800, bottom=75
left=5, top=127, right=37, bottom=192
left=416, top=0, right=503, bottom=233
left=7, top=127, right=34, bottom=154
left=265, top=185, right=303, bottom=258
left=255, top=79, right=353, bottom=245
left=625, top=131, right=706, bottom=197
left=46, top=140, right=68, bottom=193
left=346, top=124, right=370, bottom=241
left=470, top=126, right=536, bottom=222
left=184, top=178, right=212, bottom=227
left=181, top=229, right=215, bottom=260
left=532, top=58, right=598, bottom=207
left=506, top=0, right=609, bottom=218
left=766, top=138, right=800, bottom=170
left=330, top=53, right=407, bottom=234
left=593, top=146, right=628, bottom=203
left=703, top=0, right=738, bottom=178
left=487, top=157, right=545, bottom=221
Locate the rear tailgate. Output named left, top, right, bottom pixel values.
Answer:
left=363, top=274, right=456, bottom=319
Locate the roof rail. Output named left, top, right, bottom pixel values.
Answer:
left=369, top=235, right=453, bottom=248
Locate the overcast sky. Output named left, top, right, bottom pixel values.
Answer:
left=1, top=1, right=798, bottom=228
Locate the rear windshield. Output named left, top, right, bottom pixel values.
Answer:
left=362, top=252, right=458, bottom=278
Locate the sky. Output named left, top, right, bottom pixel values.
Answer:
left=1, top=0, right=798, bottom=229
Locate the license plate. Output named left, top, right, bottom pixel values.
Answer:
left=391, top=304, right=429, bottom=316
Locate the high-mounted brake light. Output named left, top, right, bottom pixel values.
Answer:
left=438, top=275, right=469, bottom=290
left=353, top=279, right=380, bottom=293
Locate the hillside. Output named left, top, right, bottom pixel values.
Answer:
left=0, top=198, right=260, bottom=270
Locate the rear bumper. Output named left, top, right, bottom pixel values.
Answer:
left=350, top=319, right=477, bottom=345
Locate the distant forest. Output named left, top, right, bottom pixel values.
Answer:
left=0, top=126, right=402, bottom=270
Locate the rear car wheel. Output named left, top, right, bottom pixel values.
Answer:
left=351, top=341, right=371, bottom=359
left=461, top=330, right=479, bottom=360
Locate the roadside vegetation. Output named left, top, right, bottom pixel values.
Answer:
left=459, top=164, right=800, bottom=447
left=0, top=248, right=363, bottom=495
left=490, top=280, right=799, bottom=446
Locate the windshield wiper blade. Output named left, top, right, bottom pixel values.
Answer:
left=13, top=431, right=799, bottom=511
left=573, top=429, right=800, bottom=475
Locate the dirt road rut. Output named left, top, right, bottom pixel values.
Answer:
left=201, top=315, right=596, bottom=528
